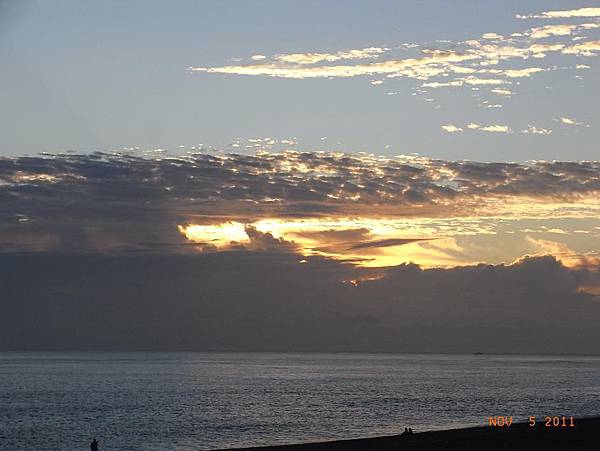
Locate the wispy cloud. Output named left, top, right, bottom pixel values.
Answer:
left=521, top=125, right=552, bottom=135
left=189, top=5, right=600, bottom=139
left=190, top=34, right=599, bottom=84
left=482, top=67, right=547, bottom=78
left=190, top=50, right=477, bottom=79
left=491, top=88, right=513, bottom=96
left=422, top=80, right=464, bottom=88
left=562, top=40, right=600, bottom=56
left=517, top=7, right=600, bottom=19
left=558, top=117, right=587, bottom=126
left=441, top=124, right=463, bottom=133
left=274, top=47, right=388, bottom=65
left=458, top=76, right=511, bottom=85
left=481, top=32, right=503, bottom=40
left=467, top=123, right=512, bottom=133
left=526, top=23, right=600, bottom=39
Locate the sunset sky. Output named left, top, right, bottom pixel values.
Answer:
left=1, top=1, right=599, bottom=352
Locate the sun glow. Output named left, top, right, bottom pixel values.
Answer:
left=179, top=212, right=600, bottom=268
left=179, top=217, right=441, bottom=265
left=178, top=222, right=249, bottom=247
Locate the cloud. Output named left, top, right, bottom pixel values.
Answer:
left=526, top=23, right=600, bottom=39
left=243, top=225, right=297, bottom=252
left=2, top=151, right=600, bottom=268
left=177, top=222, right=249, bottom=249
left=193, top=41, right=571, bottom=84
left=2, top=253, right=599, bottom=353
left=528, top=24, right=578, bottom=39
left=558, top=117, right=586, bottom=126
left=346, top=237, right=431, bottom=250
left=274, top=47, right=388, bottom=65
left=526, top=237, right=570, bottom=255
left=467, top=123, right=513, bottom=133
left=190, top=49, right=478, bottom=80
left=491, top=88, right=513, bottom=96
left=188, top=8, right=600, bottom=120
left=458, top=76, right=511, bottom=85
left=481, top=32, right=503, bottom=40
left=441, top=124, right=463, bottom=133
left=464, top=40, right=567, bottom=60
left=517, top=7, right=600, bottom=19
left=422, top=80, right=464, bottom=88
left=197, top=29, right=591, bottom=83
left=482, top=67, right=546, bottom=78
left=521, top=125, right=552, bottom=135
left=562, top=40, right=600, bottom=56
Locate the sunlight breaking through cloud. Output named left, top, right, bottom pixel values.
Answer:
left=2, top=151, right=599, bottom=268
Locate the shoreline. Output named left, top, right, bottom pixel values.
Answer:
left=231, top=416, right=600, bottom=450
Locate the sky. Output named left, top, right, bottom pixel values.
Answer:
left=1, top=1, right=600, bottom=352
left=1, top=0, right=599, bottom=160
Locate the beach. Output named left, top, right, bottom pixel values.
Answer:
left=236, top=417, right=600, bottom=450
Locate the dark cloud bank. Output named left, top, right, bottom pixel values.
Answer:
left=1, top=252, right=599, bottom=353
left=1, top=152, right=600, bottom=353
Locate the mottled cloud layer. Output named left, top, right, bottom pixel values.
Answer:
left=2, top=151, right=599, bottom=268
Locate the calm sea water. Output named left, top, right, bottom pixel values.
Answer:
left=1, top=353, right=599, bottom=450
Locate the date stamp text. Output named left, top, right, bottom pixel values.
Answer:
left=487, top=416, right=575, bottom=427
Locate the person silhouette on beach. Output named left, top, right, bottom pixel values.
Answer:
left=90, top=438, right=99, bottom=451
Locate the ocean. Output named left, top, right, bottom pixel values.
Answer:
left=1, top=352, right=599, bottom=450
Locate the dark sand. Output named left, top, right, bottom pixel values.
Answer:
left=232, top=417, right=600, bottom=450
